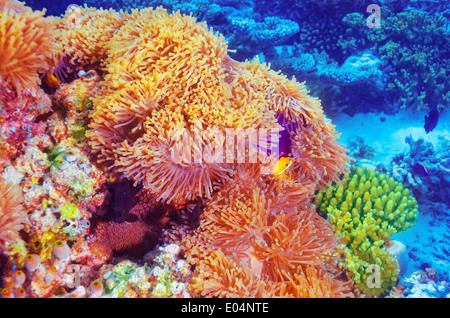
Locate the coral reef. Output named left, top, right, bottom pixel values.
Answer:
left=347, top=136, right=375, bottom=160
left=390, top=135, right=450, bottom=205
left=0, top=3, right=399, bottom=299
left=267, top=46, right=385, bottom=115
left=340, top=8, right=450, bottom=112
left=0, top=79, right=52, bottom=168
left=389, top=268, right=450, bottom=298
left=315, top=166, right=419, bottom=296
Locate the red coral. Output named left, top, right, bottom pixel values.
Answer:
left=88, top=189, right=173, bottom=259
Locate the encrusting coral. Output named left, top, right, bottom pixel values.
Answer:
left=315, top=166, right=419, bottom=296
left=0, top=0, right=54, bottom=91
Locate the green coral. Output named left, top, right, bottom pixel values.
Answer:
left=339, top=9, right=450, bottom=112
left=315, top=166, right=418, bottom=296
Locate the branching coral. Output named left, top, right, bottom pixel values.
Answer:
left=315, top=166, right=419, bottom=296
left=0, top=178, right=26, bottom=253
left=0, top=0, right=54, bottom=91
left=83, top=6, right=350, bottom=205
left=339, top=9, right=450, bottom=112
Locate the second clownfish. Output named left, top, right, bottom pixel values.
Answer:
left=45, top=73, right=61, bottom=89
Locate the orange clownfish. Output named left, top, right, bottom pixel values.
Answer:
left=271, top=156, right=292, bottom=180
left=45, top=73, right=61, bottom=89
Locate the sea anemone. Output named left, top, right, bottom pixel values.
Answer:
left=289, top=120, right=350, bottom=188
left=0, top=178, right=25, bottom=253
left=180, top=177, right=353, bottom=297
left=0, top=0, right=54, bottom=91
left=52, top=6, right=130, bottom=73
left=87, top=8, right=282, bottom=204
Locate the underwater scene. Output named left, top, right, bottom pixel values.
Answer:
left=0, top=0, right=449, bottom=300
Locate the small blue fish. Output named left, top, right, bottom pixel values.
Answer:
left=411, top=162, right=429, bottom=177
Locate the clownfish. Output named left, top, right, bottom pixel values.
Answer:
left=45, top=73, right=61, bottom=89
left=271, top=156, right=292, bottom=180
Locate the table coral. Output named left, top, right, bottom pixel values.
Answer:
left=315, top=166, right=419, bottom=296
left=0, top=78, right=52, bottom=168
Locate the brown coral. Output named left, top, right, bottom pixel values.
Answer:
left=0, top=178, right=25, bottom=252
left=0, top=0, right=54, bottom=91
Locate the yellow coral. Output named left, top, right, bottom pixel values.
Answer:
left=315, top=166, right=418, bottom=296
